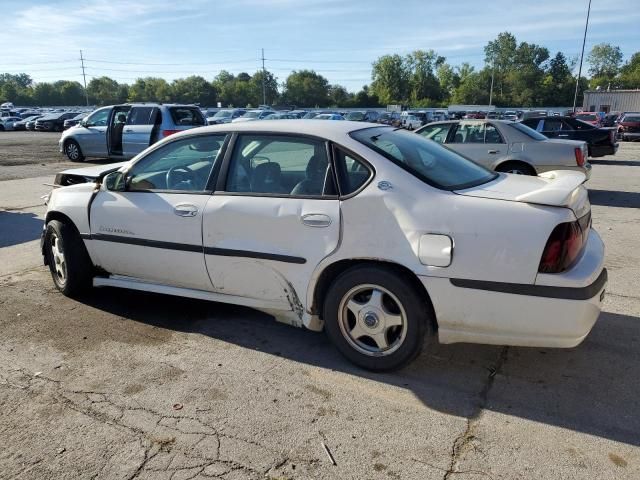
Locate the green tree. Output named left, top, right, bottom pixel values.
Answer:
left=54, top=80, right=85, bottom=105
left=328, top=84, right=352, bottom=107
left=618, top=52, right=640, bottom=88
left=588, top=43, right=623, bottom=79
left=371, top=54, right=409, bottom=104
left=87, top=76, right=128, bottom=105
left=250, top=70, right=279, bottom=106
left=128, top=77, right=173, bottom=102
left=281, top=70, right=329, bottom=107
left=171, top=76, right=217, bottom=105
left=405, top=50, right=444, bottom=105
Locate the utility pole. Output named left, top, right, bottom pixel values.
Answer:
left=80, top=49, right=89, bottom=106
left=261, top=48, right=267, bottom=106
left=573, top=0, right=592, bottom=113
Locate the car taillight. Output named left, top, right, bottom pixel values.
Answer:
left=539, top=215, right=589, bottom=273
left=575, top=147, right=585, bottom=167
left=162, top=129, right=180, bottom=137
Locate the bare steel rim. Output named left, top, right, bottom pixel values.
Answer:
left=49, top=232, right=67, bottom=285
left=337, top=284, right=408, bottom=357
left=66, top=142, right=79, bottom=160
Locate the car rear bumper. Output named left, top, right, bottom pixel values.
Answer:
left=589, top=143, right=618, bottom=157
left=420, top=231, right=606, bottom=348
left=621, top=132, right=640, bottom=140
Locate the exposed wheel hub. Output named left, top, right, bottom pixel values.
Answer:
left=363, top=311, right=379, bottom=328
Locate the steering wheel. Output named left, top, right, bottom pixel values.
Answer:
left=166, top=165, right=195, bottom=190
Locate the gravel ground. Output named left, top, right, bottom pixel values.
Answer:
left=0, top=134, right=639, bottom=479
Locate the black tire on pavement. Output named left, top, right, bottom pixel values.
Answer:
left=65, top=139, right=85, bottom=162
left=323, top=265, right=431, bottom=371
left=496, top=161, right=537, bottom=176
left=44, top=220, right=93, bottom=297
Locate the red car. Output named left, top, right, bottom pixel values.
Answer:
left=575, top=112, right=601, bottom=126
left=617, top=113, right=640, bottom=141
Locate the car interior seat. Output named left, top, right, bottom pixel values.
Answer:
left=111, top=113, right=127, bottom=153
left=291, top=155, right=328, bottom=195
left=250, top=162, right=286, bottom=193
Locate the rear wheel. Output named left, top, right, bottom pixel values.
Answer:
left=323, top=266, right=431, bottom=371
left=65, top=140, right=84, bottom=162
left=496, top=161, right=536, bottom=176
left=44, top=220, right=93, bottom=296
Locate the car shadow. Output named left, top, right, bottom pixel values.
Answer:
left=0, top=211, right=43, bottom=247
left=77, top=286, right=640, bottom=447
left=589, top=159, right=640, bottom=167
left=589, top=189, right=640, bottom=208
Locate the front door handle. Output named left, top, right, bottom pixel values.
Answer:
left=488, top=149, right=500, bottom=154
left=124, top=129, right=134, bottom=133
left=558, top=134, right=569, bottom=137
left=174, top=203, right=198, bottom=217
left=301, top=213, right=331, bottom=227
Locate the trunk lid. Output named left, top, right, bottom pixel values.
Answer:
left=455, top=170, right=590, bottom=218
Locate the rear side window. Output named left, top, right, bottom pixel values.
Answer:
left=351, top=127, right=497, bottom=191
left=127, top=107, right=156, bottom=125
left=169, top=107, right=205, bottom=126
left=334, top=148, right=372, bottom=195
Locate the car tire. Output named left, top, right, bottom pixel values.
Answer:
left=496, top=161, right=536, bottom=176
left=323, top=265, right=431, bottom=371
left=65, top=140, right=85, bottom=162
left=0, top=125, right=4, bottom=131
left=44, top=220, right=93, bottom=297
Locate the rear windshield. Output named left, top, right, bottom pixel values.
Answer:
left=350, top=127, right=497, bottom=190
left=169, top=107, right=205, bottom=126
left=510, top=122, right=548, bottom=140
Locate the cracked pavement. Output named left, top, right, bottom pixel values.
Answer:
left=1, top=134, right=639, bottom=479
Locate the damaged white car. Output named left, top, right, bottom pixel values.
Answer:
left=42, top=121, right=607, bottom=371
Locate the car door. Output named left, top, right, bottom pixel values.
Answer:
left=446, top=121, right=506, bottom=168
left=90, top=133, right=228, bottom=291
left=76, top=107, right=111, bottom=156
left=201, top=133, right=340, bottom=314
left=107, top=105, right=131, bottom=157
left=122, top=106, right=158, bottom=158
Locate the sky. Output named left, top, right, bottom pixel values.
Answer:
left=1, top=0, right=639, bottom=92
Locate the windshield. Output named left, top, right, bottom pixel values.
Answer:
left=213, top=110, right=233, bottom=118
left=623, top=115, right=640, bottom=122
left=242, top=111, right=261, bottom=118
left=510, top=122, right=548, bottom=140
left=347, top=112, right=365, bottom=121
left=350, top=127, right=497, bottom=190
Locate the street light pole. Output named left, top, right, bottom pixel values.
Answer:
left=573, top=0, right=592, bottom=113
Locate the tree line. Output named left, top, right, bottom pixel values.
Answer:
left=2, top=32, right=639, bottom=108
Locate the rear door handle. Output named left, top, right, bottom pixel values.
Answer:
left=558, top=134, right=569, bottom=137
left=301, top=213, right=331, bottom=227
left=174, top=203, right=198, bottom=217
left=124, top=129, right=134, bottom=133
left=488, top=149, right=500, bottom=154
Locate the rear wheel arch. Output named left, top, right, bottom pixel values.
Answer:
left=494, top=159, right=537, bottom=175
left=311, top=259, right=438, bottom=332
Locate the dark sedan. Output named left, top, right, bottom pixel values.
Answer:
left=520, top=116, right=618, bottom=157
left=63, top=113, right=87, bottom=130
left=35, top=112, right=82, bottom=132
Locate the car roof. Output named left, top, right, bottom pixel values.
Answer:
left=172, top=119, right=380, bottom=142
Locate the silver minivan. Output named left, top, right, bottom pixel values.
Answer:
left=59, top=103, right=206, bottom=161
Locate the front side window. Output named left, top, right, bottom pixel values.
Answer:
left=225, top=135, right=334, bottom=196
left=543, top=119, right=563, bottom=132
left=417, top=124, right=453, bottom=144
left=351, top=127, right=497, bottom=190
left=126, top=135, right=226, bottom=192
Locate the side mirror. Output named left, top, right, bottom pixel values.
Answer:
left=104, top=171, right=126, bottom=192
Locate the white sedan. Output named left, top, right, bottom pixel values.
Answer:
left=42, top=121, right=606, bottom=371
left=416, top=119, right=592, bottom=178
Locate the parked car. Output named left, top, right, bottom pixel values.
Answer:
left=42, top=120, right=606, bottom=371
left=63, top=113, right=87, bottom=130
left=59, top=103, right=206, bottom=161
left=574, top=112, right=600, bottom=126
left=263, top=113, right=296, bottom=120
left=345, top=110, right=380, bottom=122
left=287, top=110, right=307, bottom=119
left=0, top=116, right=22, bottom=131
left=416, top=120, right=590, bottom=177
left=314, top=113, right=344, bottom=120
left=207, top=109, right=246, bottom=125
left=401, top=111, right=431, bottom=127
left=520, top=116, right=618, bottom=157
left=503, top=110, right=518, bottom=121
left=403, top=114, right=422, bottom=130
left=302, top=110, right=334, bottom=119
left=36, top=112, right=81, bottom=132
left=616, top=112, right=640, bottom=141
left=25, top=115, right=43, bottom=130
left=232, top=110, right=276, bottom=122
